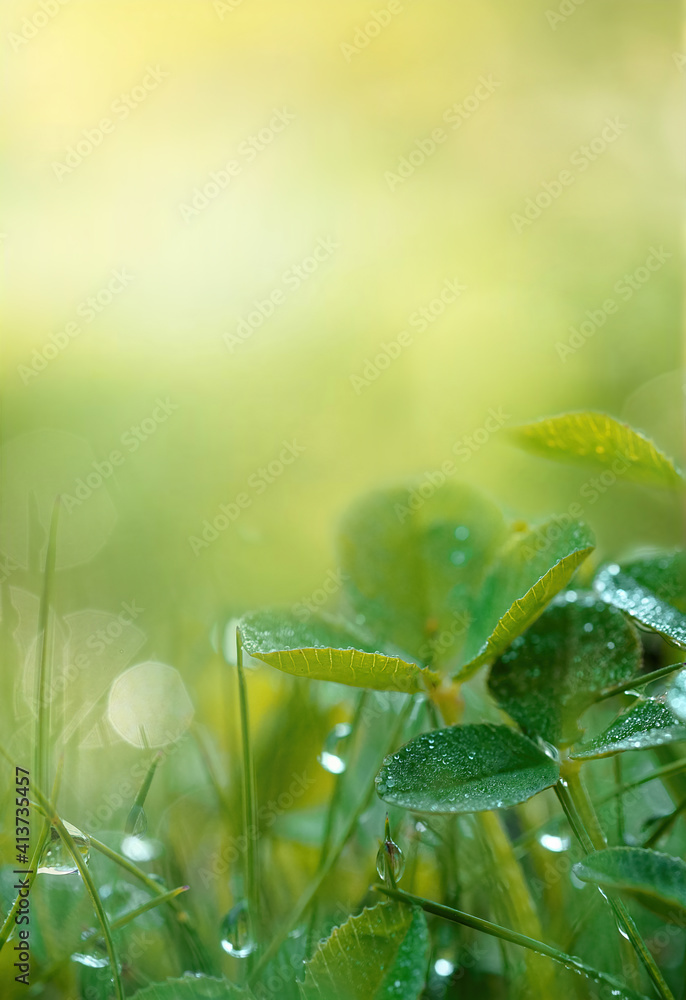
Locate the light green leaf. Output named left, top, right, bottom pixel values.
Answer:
left=299, top=902, right=429, bottom=1000
left=338, top=483, right=507, bottom=667
left=130, top=977, right=247, bottom=999
left=239, top=610, right=438, bottom=693
left=595, top=553, right=686, bottom=647
left=376, top=724, right=559, bottom=813
left=488, top=593, right=641, bottom=746
left=573, top=848, right=686, bottom=922
left=455, top=518, right=595, bottom=679
left=508, top=412, right=684, bottom=489
left=570, top=698, right=686, bottom=760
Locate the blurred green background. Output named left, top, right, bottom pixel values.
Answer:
left=0, top=0, right=683, bottom=991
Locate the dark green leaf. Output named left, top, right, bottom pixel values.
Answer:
left=239, top=610, right=438, bottom=692
left=594, top=553, right=686, bottom=647
left=573, top=847, right=686, bottom=921
left=338, top=483, right=507, bottom=667
left=130, top=977, right=247, bottom=999
left=508, top=412, right=684, bottom=489
left=456, top=519, right=596, bottom=678
left=299, top=902, right=429, bottom=1000
left=488, top=593, right=642, bottom=746
left=376, top=724, right=559, bottom=813
left=570, top=698, right=686, bottom=760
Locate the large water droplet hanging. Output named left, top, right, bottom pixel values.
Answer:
left=220, top=900, right=257, bottom=958
left=38, top=821, right=90, bottom=876
left=376, top=815, right=405, bottom=885
left=317, top=722, right=353, bottom=774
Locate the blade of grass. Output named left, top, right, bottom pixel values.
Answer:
left=125, top=752, right=162, bottom=834
left=88, top=835, right=217, bottom=975
left=374, top=884, right=651, bottom=1000
left=34, top=497, right=61, bottom=794
left=235, top=627, right=260, bottom=971
left=248, top=695, right=416, bottom=986
left=28, top=783, right=124, bottom=1000
left=560, top=762, right=675, bottom=1000
left=597, top=663, right=685, bottom=702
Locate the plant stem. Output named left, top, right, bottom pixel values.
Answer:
left=374, top=885, right=649, bottom=1000
left=597, top=663, right=684, bottom=702
left=34, top=497, right=61, bottom=794
left=0, top=819, right=51, bottom=954
left=89, top=834, right=215, bottom=973
left=236, top=628, right=260, bottom=970
left=29, top=785, right=124, bottom=1000
left=642, top=796, right=686, bottom=850
left=318, top=690, right=369, bottom=867
left=560, top=762, right=675, bottom=1000
left=248, top=695, right=415, bottom=985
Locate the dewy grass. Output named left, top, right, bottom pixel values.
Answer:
left=5, top=410, right=686, bottom=999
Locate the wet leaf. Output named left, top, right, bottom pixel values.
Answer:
left=594, top=553, right=686, bottom=647
left=667, top=668, right=686, bottom=721
left=573, top=847, right=686, bottom=921
left=508, top=412, right=684, bottom=489
left=570, top=698, right=686, bottom=760
left=299, top=902, right=429, bottom=1000
left=338, top=483, right=507, bottom=667
left=488, top=594, right=641, bottom=746
left=239, top=610, right=438, bottom=693
left=455, top=518, right=595, bottom=678
left=129, top=976, right=248, bottom=999
left=376, top=724, right=559, bottom=813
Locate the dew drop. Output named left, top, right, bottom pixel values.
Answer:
left=376, top=816, right=405, bottom=885
left=450, top=550, right=466, bottom=566
left=38, top=821, right=90, bottom=876
left=318, top=722, right=353, bottom=774
left=454, top=526, right=470, bottom=541
left=538, top=833, right=570, bottom=853
left=434, top=958, right=455, bottom=977
left=220, top=900, right=257, bottom=958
